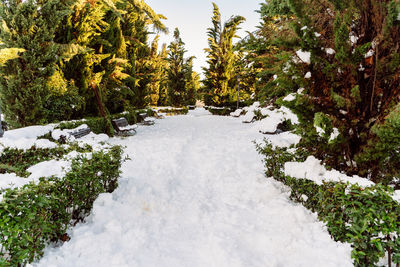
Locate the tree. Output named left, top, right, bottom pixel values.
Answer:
left=0, top=0, right=71, bottom=127
left=147, top=36, right=168, bottom=106
left=184, top=58, right=200, bottom=105
left=253, top=0, right=400, bottom=184
left=167, top=28, right=188, bottom=107
left=202, top=2, right=245, bottom=107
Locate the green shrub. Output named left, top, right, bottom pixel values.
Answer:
left=157, top=107, right=189, bottom=115
left=0, top=147, right=67, bottom=177
left=56, top=109, right=154, bottom=136
left=0, top=145, right=92, bottom=177
left=257, top=141, right=400, bottom=266
left=0, top=146, right=123, bottom=266
left=207, top=107, right=233, bottom=116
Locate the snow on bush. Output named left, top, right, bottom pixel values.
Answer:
left=284, top=156, right=375, bottom=187
left=0, top=125, right=57, bottom=151
left=256, top=106, right=299, bottom=134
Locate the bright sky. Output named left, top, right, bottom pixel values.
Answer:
left=146, top=0, right=264, bottom=75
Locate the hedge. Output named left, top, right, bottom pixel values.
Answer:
left=205, top=106, right=234, bottom=116
left=0, top=146, right=123, bottom=266
left=57, top=109, right=154, bottom=136
left=256, top=141, right=400, bottom=266
left=157, top=107, right=189, bottom=115
left=0, top=144, right=91, bottom=177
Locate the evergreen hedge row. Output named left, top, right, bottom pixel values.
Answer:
left=57, top=109, right=154, bottom=136
left=256, top=142, right=400, bottom=266
left=0, top=146, right=123, bottom=266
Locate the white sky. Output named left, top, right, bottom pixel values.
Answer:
left=145, top=0, right=263, bottom=75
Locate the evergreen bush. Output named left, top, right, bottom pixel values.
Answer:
left=256, top=141, right=400, bottom=266
left=0, top=146, right=123, bottom=266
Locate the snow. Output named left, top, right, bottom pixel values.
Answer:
left=304, top=72, right=312, bottom=79
left=256, top=106, right=299, bottom=134
left=329, top=128, right=340, bottom=142
left=365, top=49, right=374, bottom=58
left=26, top=159, right=71, bottom=180
left=36, top=108, right=352, bottom=267
left=0, top=159, right=71, bottom=202
left=394, top=190, right=400, bottom=204
left=296, top=50, right=311, bottom=64
left=260, top=131, right=301, bottom=148
left=119, top=124, right=138, bottom=131
left=242, top=102, right=260, bottom=123
left=242, top=111, right=255, bottom=123
left=230, top=109, right=243, bottom=117
left=325, top=48, right=335, bottom=55
left=0, top=125, right=57, bottom=150
left=283, top=93, right=296, bottom=102
left=284, top=156, right=375, bottom=187
left=314, top=32, right=321, bottom=37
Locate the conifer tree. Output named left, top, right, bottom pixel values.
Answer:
left=147, top=36, right=168, bottom=106
left=253, top=0, right=400, bottom=184
left=167, top=28, right=188, bottom=107
left=0, top=0, right=70, bottom=127
left=184, top=58, right=200, bottom=106
left=202, top=3, right=245, bottom=107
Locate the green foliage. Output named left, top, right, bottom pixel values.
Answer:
left=250, top=0, right=400, bottom=184
left=0, top=146, right=90, bottom=177
left=257, top=142, right=400, bottom=266
left=56, top=109, right=152, bottom=136
left=0, top=146, right=123, bottom=266
left=167, top=28, right=189, bottom=107
left=357, top=106, right=400, bottom=185
left=157, top=107, right=189, bottom=115
left=206, top=107, right=234, bottom=116
left=0, top=0, right=71, bottom=127
left=202, top=3, right=246, bottom=106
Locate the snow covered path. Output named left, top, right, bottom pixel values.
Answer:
left=37, top=109, right=352, bottom=267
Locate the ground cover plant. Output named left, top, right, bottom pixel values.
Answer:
left=0, top=146, right=123, bottom=266
left=257, top=141, right=400, bottom=266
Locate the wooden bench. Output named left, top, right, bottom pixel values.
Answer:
left=0, top=121, right=6, bottom=138
left=112, top=117, right=137, bottom=136
left=59, top=126, right=91, bottom=143
left=69, top=127, right=91, bottom=139
left=139, top=113, right=155, bottom=126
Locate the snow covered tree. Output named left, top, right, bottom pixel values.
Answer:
left=202, top=3, right=245, bottom=107
left=0, top=0, right=70, bottom=127
left=253, top=0, right=400, bottom=184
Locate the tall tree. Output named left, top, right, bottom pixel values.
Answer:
left=253, top=0, right=400, bottom=185
left=202, top=2, right=245, bottom=107
left=0, top=0, right=70, bottom=127
left=167, top=28, right=188, bottom=107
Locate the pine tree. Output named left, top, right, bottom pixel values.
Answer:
left=0, top=0, right=70, bottom=127
left=202, top=2, right=245, bottom=107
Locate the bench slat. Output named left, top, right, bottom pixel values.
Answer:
left=112, top=117, right=137, bottom=136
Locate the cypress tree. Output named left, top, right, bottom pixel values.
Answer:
left=202, top=3, right=245, bottom=107
left=0, top=0, right=70, bottom=127
left=167, top=28, right=188, bottom=107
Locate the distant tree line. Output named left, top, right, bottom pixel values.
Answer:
left=0, top=0, right=199, bottom=127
